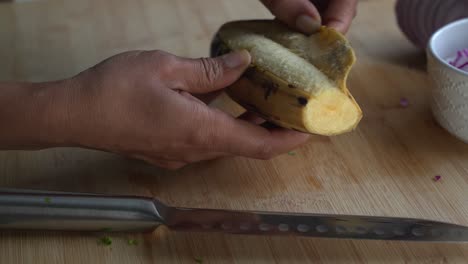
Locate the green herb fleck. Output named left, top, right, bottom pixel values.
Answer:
left=127, top=239, right=138, bottom=246
left=99, top=236, right=112, bottom=246
left=288, top=151, right=296, bottom=156
left=194, top=257, right=203, bottom=263
left=44, top=197, right=51, bottom=203
left=100, top=227, right=112, bottom=232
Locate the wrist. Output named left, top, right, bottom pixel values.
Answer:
left=0, top=79, right=79, bottom=149
left=38, top=78, right=83, bottom=147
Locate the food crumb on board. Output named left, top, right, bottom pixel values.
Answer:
left=44, top=197, right=51, bottom=203
left=127, top=239, right=138, bottom=246
left=433, top=175, right=441, bottom=182
left=399, top=97, right=409, bottom=107
left=288, top=151, right=296, bottom=156
left=194, top=257, right=203, bottom=263
left=99, top=236, right=112, bottom=246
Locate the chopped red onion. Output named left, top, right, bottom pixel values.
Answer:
left=433, top=175, right=441, bottom=182
left=448, top=49, right=468, bottom=72
left=399, top=97, right=409, bottom=107
left=449, top=51, right=462, bottom=66
left=459, top=62, right=468, bottom=70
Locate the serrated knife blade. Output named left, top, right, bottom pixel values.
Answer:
left=0, top=189, right=466, bottom=242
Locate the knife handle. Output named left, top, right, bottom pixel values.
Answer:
left=0, top=189, right=162, bottom=232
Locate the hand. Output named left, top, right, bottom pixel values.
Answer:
left=260, top=0, right=358, bottom=34
left=62, top=50, right=310, bottom=169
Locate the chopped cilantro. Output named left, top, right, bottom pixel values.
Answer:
left=194, top=257, right=203, bottom=263
left=399, top=97, right=409, bottom=107
left=99, top=236, right=112, bottom=246
left=288, top=151, right=296, bottom=156
left=44, top=197, right=51, bottom=203
left=127, top=239, right=138, bottom=246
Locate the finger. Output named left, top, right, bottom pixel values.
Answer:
left=151, top=148, right=232, bottom=164
left=206, top=109, right=310, bottom=159
left=322, top=0, right=358, bottom=33
left=177, top=90, right=206, bottom=105
left=153, top=160, right=187, bottom=170
left=311, top=0, right=330, bottom=13
left=129, top=154, right=187, bottom=170
left=177, top=50, right=251, bottom=94
left=183, top=151, right=232, bottom=163
left=193, top=90, right=223, bottom=105
left=260, top=0, right=322, bottom=34
left=238, top=112, right=265, bottom=125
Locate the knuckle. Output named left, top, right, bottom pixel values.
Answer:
left=146, top=50, right=169, bottom=60
left=151, top=51, right=184, bottom=86
left=158, top=53, right=179, bottom=69
left=181, top=154, right=204, bottom=164
left=148, top=50, right=180, bottom=75
left=186, top=109, right=219, bottom=147
left=154, top=51, right=177, bottom=65
left=153, top=160, right=186, bottom=170
left=165, top=162, right=186, bottom=170
left=198, top=58, right=223, bottom=85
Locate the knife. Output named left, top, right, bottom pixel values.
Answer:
left=0, top=188, right=467, bottom=242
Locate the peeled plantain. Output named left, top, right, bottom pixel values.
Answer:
left=210, top=20, right=362, bottom=136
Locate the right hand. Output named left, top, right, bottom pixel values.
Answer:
left=260, top=0, right=358, bottom=34
left=60, top=50, right=310, bottom=169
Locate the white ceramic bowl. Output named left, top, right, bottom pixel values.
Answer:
left=427, top=18, right=468, bottom=143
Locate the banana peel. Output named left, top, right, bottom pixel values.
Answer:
left=210, top=20, right=362, bottom=136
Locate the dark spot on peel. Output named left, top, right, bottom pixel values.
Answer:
left=245, top=103, right=259, bottom=112
left=297, top=97, right=308, bottom=106
left=288, top=84, right=296, bottom=88
left=261, top=122, right=281, bottom=129
left=263, top=81, right=279, bottom=100
left=243, top=67, right=257, bottom=79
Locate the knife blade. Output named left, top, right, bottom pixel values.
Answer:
left=0, top=188, right=466, bottom=242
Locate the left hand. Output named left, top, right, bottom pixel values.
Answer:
left=58, top=50, right=310, bottom=169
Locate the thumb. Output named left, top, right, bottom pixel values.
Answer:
left=179, top=50, right=251, bottom=94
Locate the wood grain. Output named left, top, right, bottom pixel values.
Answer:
left=0, top=0, right=467, bottom=263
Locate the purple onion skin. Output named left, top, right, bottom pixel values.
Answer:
left=395, top=0, right=468, bottom=49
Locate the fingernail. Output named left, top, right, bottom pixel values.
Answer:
left=327, top=21, right=347, bottom=34
left=222, top=50, right=251, bottom=69
left=295, top=15, right=321, bottom=35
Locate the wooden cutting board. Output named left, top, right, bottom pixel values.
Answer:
left=0, top=0, right=467, bottom=263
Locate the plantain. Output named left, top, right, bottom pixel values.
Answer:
left=210, top=19, right=362, bottom=136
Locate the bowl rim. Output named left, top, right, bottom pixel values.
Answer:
left=428, top=18, right=468, bottom=77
